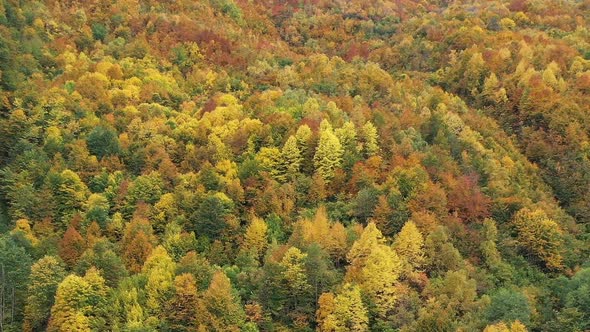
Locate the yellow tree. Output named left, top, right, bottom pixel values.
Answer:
left=360, top=121, right=379, bottom=157
left=512, top=208, right=563, bottom=270
left=198, top=271, right=246, bottom=332
left=241, top=216, right=268, bottom=259
left=48, top=268, right=108, bottom=332
left=142, top=246, right=176, bottom=319
left=357, top=245, right=401, bottom=318
left=280, top=247, right=311, bottom=306
left=346, top=223, right=401, bottom=319
left=282, top=135, right=303, bottom=179
left=319, top=284, right=369, bottom=332
left=316, top=292, right=336, bottom=332
left=346, top=222, right=385, bottom=278
left=256, top=147, right=285, bottom=182
left=484, top=320, right=528, bottom=332
left=23, top=256, right=67, bottom=332
left=314, top=120, right=343, bottom=182
left=392, top=220, right=425, bottom=275
left=295, top=124, right=312, bottom=153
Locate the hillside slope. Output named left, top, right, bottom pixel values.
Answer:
left=0, top=0, right=589, bottom=331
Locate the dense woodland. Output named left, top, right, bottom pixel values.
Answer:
left=1, top=0, right=590, bottom=331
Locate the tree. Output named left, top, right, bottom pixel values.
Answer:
left=352, top=186, right=379, bottom=222
left=75, top=239, right=128, bottom=287
left=198, top=271, right=246, bottom=331
left=316, top=292, right=336, bottom=332
left=256, top=147, right=285, bottom=182
left=446, top=174, right=491, bottom=222
left=346, top=223, right=401, bottom=320
left=162, top=222, right=198, bottom=261
left=305, top=244, right=338, bottom=308
left=121, top=218, right=156, bottom=273
left=10, top=218, right=39, bottom=250
left=360, top=121, right=379, bottom=157
left=357, top=244, right=401, bottom=320
left=314, top=120, right=343, bottom=182
left=554, top=268, right=590, bottom=330
left=512, top=208, right=563, bottom=270
left=346, top=222, right=385, bottom=279
left=125, top=172, right=164, bottom=212
left=58, top=226, right=86, bottom=268
left=47, top=275, right=92, bottom=332
left=0, top=236, right=33, bottom=328
left=393, top=220, right=425, bottom=275
left=85, top=194, right=110, bottom=230
left=190, top=193, right=233, bottom=238
left=319, top=284, right=369, bottom=332
left=47, top=268, right=109, bottom=332
left=280, top=247, right=311, bottom=311
left=50, top=170, right=89, bottom=228
left=86, top=125, right=120, bottom=159
left=165, top=274, right=199, bottom=331
left=426, top=269, right=478, bottom=315
left=335, top=122, right=358, bottom=152
left=335, top=122, right=360, bottom=169
left=142, top=246, right=176, bottom=322
left=485, top=288, right=531, bottom=326
left=23, top=256, right=67, bottom=332
left=176, top=251, right=215, bottom=292
left=424, top=226, right=463, bottom=275
left=282, top=135, right=302, bottom=179
left=111, top=275, right=153, bottom=331
left=241, top=217, right=268, bottom=259
left=480, top=219, right=513, bottom=284
left=483, top=320, right=528, bottom=332
left=482, top=73, right=508, bottom=104
left=295, top=124, right=312, bottom=154
left=464, top=51, right=487, bottom=96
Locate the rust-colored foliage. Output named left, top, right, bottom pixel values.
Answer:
left=58, top=226, right=86, bottom=267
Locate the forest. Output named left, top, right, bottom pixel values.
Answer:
left=1, top=0, right=590, bottom=331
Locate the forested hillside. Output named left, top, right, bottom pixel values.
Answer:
left=1, top=0, right=590, bottom=331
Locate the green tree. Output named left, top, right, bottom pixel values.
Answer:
left=86, top=125, right=120, bottom=159
left=85, top=194, right=110, bottom=229
left=424, top=226, right=463, bottom=275
left=125, top=172, right=164, bottom=212
left=75, top=240, right=128, bottom=287
left=111, top=275, right=153, bottom=331
left=485, top=288, right=531, bottom=326
left=0, top=236, right=33, bottom=328
left=190, top=193, right=233, bottom=238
